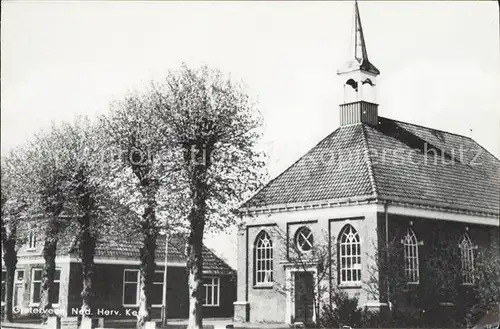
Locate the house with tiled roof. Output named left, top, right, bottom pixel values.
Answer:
left=1, top=229, right=236, bottom=320
left=233, top=1, right=499, bottom=326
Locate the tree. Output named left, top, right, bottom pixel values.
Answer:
left=365, top=226, right=500, bottom=328
left=28, top=125, right=72, bottom=322
left=152, top=64, right=265, bottom=329
left=57, top=117, right=124, bottom=323
left=470, top=244, right=500, bottom=323
left=1, top=150, right=31, bottom=322
left=102, top=92, right=185, bottom=329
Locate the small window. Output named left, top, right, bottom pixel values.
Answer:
left=151, top=270, right=165, bottom=307
left=203, top=277, right=220, bottom=307
left=459, top=234, right=475, bottom=285
left=254, top=231, right=273, bottom=285
left=28, top=231, right=37, bottom=250
left=15, top=270, right=24, bottom=283
left=31, top=269, right=60, bottom=305
left=403, top=228, right=419, bottom=284
left=295, top=226, right=314, bottom=253
left=123, top=269, right=140, bottom=306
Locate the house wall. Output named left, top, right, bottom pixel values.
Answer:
left=6, top=258, right=235, bottom=320
left=66, top=263, right=235, bottom=319
left=235, top=204, right=380, bottom=324
left=7, top=259, right=71, bottom=319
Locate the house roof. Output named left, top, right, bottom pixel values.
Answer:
left=54, top=231, right=234, bottom=275
left=242, top=117, right=500, bottom=217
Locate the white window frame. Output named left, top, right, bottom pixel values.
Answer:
left=151, top=270, right=164, bottom=308
left=255, top=231, right=273, bottom=285
left=122, top=269, right=140, bottom=307
left=27, top=231, right=37, bottom=250
left=459, top=233, right=475, bottom=285
left=30, top=268, right=60, bottom=307
left=1, top=269, right=6, bottom=306
left=339, top=225, right=362, bottom=286
left=203, top=277, right=220, bottom=307
left=403, top=228, right=420, bottom=284
left=14, top=269, right=25, bottom=308
left=295, top=226, right=314, bottom=253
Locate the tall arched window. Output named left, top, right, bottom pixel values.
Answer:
left=459, top=233, right=474, bottom=285
left=403, top=228, right=419, bottom=284
left=338, top=225, right=361, bottom=284
left=254, top=231, right=273, bottom=285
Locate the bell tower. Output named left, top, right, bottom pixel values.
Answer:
left=337, top=0, right=380, bottom=126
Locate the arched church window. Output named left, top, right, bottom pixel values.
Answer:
left=295, top=226, right=313, bottom=253
left=403, top=228, right=419, bottom=284
left=458, top=233, right=475, bottom=285
left=254, top=231, right=273, bottom=285
left=338, top=225, right=361, bottom=284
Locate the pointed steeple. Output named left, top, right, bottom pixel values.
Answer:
left=337, top=0, right=380, bottom=127
left=338, top=0, right=380, bottom=75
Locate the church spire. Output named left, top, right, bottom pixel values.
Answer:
left=337, top=0, right=380, bottom=127
left=338, top=0, right=380, bottom=75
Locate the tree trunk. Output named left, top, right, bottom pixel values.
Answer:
left=186, top=150, right=208, bottom=329
left=136, top=202, right=157, bottom=329
left=186, top=226, right=204, bottom=329
left=79, top=214, right=96, bottom=320
left=40, top=221, right=58, bottom=324
left=2, top=232, right=17, bottom=322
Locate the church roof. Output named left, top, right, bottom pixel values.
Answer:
left=242, top=117, right=500, bottom=217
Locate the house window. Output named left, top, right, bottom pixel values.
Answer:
left=122, top=269, right=140, bottom=306
left=295, top=226, right=314, bottom=252
left=254, top=231, right=273, bottom=285
left=16, top=270, right=24, bottom=283
left=459, top=233, right=475, bottom=285
left=31, top=269, right=60, bottom=305
left=1, top=270, right=5, bottom=305
left=339, top=225, right=361, bottom=284
left=151, top=270, right=164, bottom=307
left=203, top=277, right=220, bottom=307
left=403, top=228, right=419, bottom=284
left=28, top=231, right=37, bottom=250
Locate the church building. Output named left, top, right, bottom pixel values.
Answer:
left=233, top=1, right=500, bottom=326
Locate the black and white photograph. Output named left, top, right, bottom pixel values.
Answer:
left=1, top=1, right=499, bottom=329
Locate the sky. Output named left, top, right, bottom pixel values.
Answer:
left=2, top=1, right=500, bottom=268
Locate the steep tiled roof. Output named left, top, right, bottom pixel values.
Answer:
left=245, top=124, right=376, bottom=208
left=243, top=117, right=500, bottom=216
left=47, top=231, right=234, bottom=275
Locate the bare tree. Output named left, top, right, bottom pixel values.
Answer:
left=274, top=228, right=335, bottom=327
left=152, top=64, right=265, bottom=329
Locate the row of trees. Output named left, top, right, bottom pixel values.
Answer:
left=1, top=65, right=266, bottom=329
